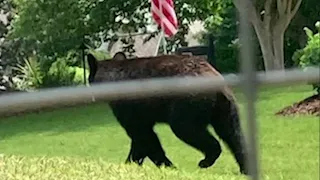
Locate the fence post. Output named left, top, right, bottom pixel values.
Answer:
left=238, top=2, right=260, bottom=180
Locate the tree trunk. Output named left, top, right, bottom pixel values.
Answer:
left=253, top=26, right=275, bottom=71
left=272, top=30, right=285, bottom=70
left=252, top=25, right=286, bottom=71
left=233, top=0, right=302, bottom=72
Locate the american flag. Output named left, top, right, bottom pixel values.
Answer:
left=151, top=0, right=178, bottom=37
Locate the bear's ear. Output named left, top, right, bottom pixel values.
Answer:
left=113, top=52, right=127, bottom=61
left=87, top=53, right=98, bottom=83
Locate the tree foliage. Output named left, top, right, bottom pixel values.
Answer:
left=2, top=0, right=227, bottom=90
left=9, top=0, right=221, bottom=57
left=198, top=0, right=241, bottom=73
left=10, top=0, right=88, bottom=56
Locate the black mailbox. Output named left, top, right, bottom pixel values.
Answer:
left=175, top=34, right=216, bottom=67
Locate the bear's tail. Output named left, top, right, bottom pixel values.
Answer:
left=210, top=92, right=249, bottom=175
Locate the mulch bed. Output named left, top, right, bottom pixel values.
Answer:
left=276, top=94, right=320, bottom=116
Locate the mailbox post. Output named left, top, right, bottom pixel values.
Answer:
left=175, top=34, right=216, bottom=68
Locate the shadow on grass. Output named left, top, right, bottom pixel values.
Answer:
left=0, top=102, right=117, bottom=139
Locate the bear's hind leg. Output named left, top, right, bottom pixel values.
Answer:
left=170, top=123, right=222, bottom=168
left=169, top=99, right=222, bottom=168
left=211, top=93, right=249, bottom=175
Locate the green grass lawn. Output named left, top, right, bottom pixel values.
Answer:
left=0, top=85, right=319, bottom=180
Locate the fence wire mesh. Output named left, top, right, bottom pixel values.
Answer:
left=0, top=1, right=320, bottom=179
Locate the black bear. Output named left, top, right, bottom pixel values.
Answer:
left=87, top=52, right=249, bottom=175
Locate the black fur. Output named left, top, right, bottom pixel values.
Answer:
left=87, top=53, right=249, bottom=174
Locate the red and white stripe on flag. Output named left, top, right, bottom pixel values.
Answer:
left=151, top=0, right=178, bottom=37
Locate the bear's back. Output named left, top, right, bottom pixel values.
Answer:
left=92, top=55, right=223, bottom=82
left=88, top=54, right=236, bottom=103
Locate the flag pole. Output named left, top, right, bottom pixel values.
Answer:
left=159, top=0, right=167, bottom=54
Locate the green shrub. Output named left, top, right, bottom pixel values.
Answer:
left=12, top=55, right=88, bottom=90
left=42, top=58, right=78, bottom=88
left=12, top=57, right=44, bottom=91
left=73, top=66, right=89, bottom=84
left=293, top=21, right=320, bottom=94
